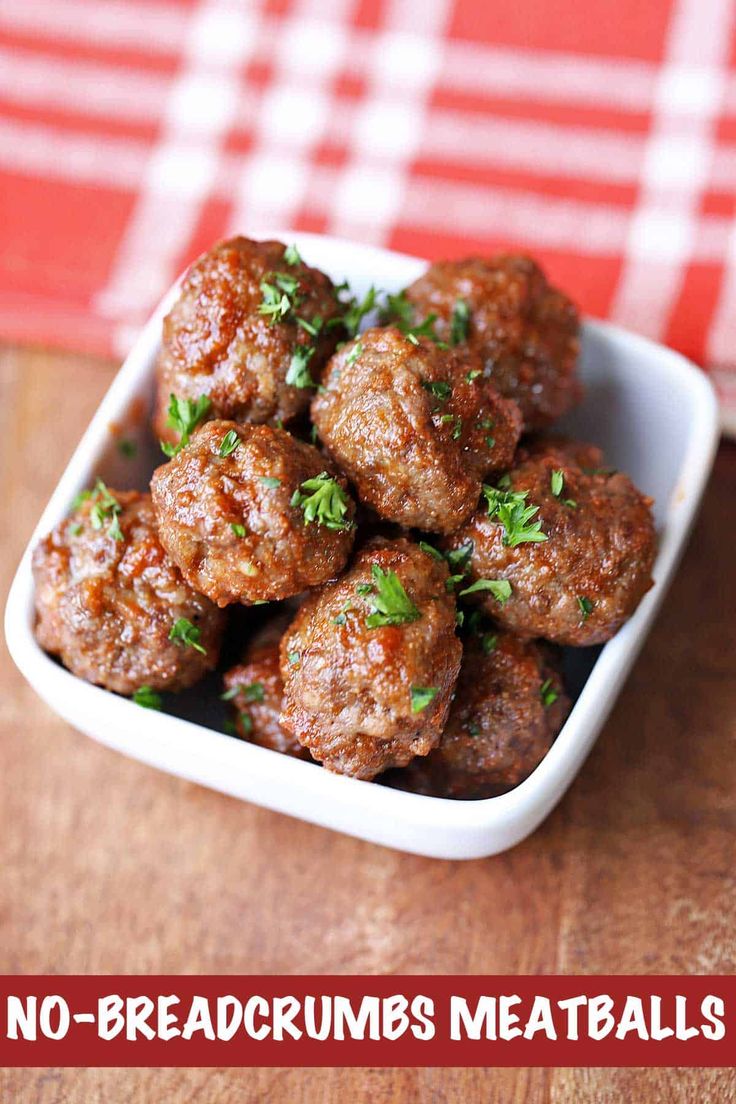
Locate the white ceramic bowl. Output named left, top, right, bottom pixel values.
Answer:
left=4, top=234, right=719, bottom=860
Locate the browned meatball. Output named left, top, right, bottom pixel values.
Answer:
left=154, top=237, right=344, bottom=443
left=32, top=486, right=225, bottom=694
left=222, top=617, right=308, bottom=759
left=311, top=326, right=522, bottom=533
left=397, top=631, right=569, bottom=798
left=441, top=440, right=656, bottom=646
left=279, top=537, right=462, bottom=779
left=402, top=255, right=581, bottom=431
left=151, top=420, right=356, bottom=607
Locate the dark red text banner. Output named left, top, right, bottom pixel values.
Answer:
left=0, top=976, right=733, bottom=1068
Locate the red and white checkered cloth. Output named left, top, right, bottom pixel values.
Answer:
left=1, top=0, right=735, bottom=431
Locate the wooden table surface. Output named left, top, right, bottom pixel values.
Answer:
left=1, top=344, right=734, bottom=1103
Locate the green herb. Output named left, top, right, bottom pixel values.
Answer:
left=284, top=242, right=302, bottom=266
left=296, top=315, right=323, bottom=338
left=290, top=471, right=353, bottom=531
left=132, top=686, right=162, bottom=710
left=240, top=682, right=265, bottom=703
left=230, top=523, right=246, bottom=538
left=355, top=583, right=373, bottom=597
left=168, top=617, right=206, bottom=655
left=455, top=609, right=465, bottom=627
left=275, top=418, right=285, bottom=430
left=160, top=393, right=212, bottom=456
left=445, top=574, right=465, bottom=591
left=403, top=313, right=447, bottom=347
left=346, top=341, right=363, bottom=368
left=332, top=612, right=347, bottom=626
left=240, top=713, right=254, bottom=734
left=286, top=344, right=317, bottom=389
left=241, top=562, right=258, bottom=576
left=482, top=484, right=547, bottom=548
left=445, top=541, right=474, bottom=572
left=481, top=633, right=498, bottom=655
left=468, top=723, right=481, bottom=737
left=440, top=413, right=462, bottom=440
left=89, top=479, right=124, bottom=542
left=540, top=678, right=559, bottom=708
left=382, top=289, right=413, bottom=327
left=310, top=424, right=319, bottom=445
left=551, top=469, right=564, bottom=497
left=459, top=578, right=512, bottom=603
left=577, top=596, right=594, bottom=621
left=287, top=651, right=301, bottom=667
left=339, top=286, right=378, bottom=338
left=118, top=438, right=136, bottom=458
left=219, top=429, right=240, bottom=457
left=466, top=368, right=482, bottom=383
left=224, top=719, right=238, bottom=736
left=419, top=541, right=443, bottom=562
left=450, top=298, right=470, bottom=344
left=71, top=488, right=92, bottom=510
left=258, top=272, right=300, bottom=324
left=69, top=523, right=83, bottom=537
left=485, top=436, right=495, bottom=449
left=362, top=565, right=422, bottom=629
left=421, top=379, right=452, bottom=403
left=260, top=476, right=281, bottom=489
left=410, top=686, right=439, bottom=714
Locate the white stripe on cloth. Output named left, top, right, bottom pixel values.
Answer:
left=93, top=0, right=256, bottom=325
left=226, top=0, right=354, bottom=240
left=610, top=0, right=734, bottom=343
left=328, top=0, right=453, bottom=245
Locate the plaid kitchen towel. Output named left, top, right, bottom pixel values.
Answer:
left=1, top=0, right=735, bottom=431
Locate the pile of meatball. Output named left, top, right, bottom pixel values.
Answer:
left=33, top=237, right=657, bottom=799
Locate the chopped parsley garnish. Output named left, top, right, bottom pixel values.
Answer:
left=482, top=484, right=547, bottom=548
left=118, top=438, right=136, bottom=458
left=346, top=341, right=363, bottom=368
left=71, top=488, right=92, bottom=510
left=284, top=242, right=302, bottom=266
left=419, top=541, right=444, bottom=562
left=421, top=379, right=452, bottom=403
left=240, top=682, right=265, bottom=703
left=450, top=298, right=470, bottom=345
left=551, top=468, right=577, bottom=508
left=290, top=472, right=353, bottom=531
left=240, top=713, right=254, bottom=734
left=160, top=393, right=211, bottom=457
left=481, top=633, right=498, bottom=655
left=577, top=596, right=594, bottom=621
left=540, top=678, right=559, bottom=707
left=355, top=583, right=373, bottom=597
left=168, top=617, right=206, bottom=654
left=287, top=651, right=301, bottom=667
left=338, top=286, right=378, bottom=338
left=132, top=686, right=162, bottom=710
left=258, top=272, right=300, bottom=324
left=459, top=578, right=512, bottom=604
left=455, top=609, right=465, bottom=627
left=411, top=686, right=439, bottom=714
left=260, top=476, right=281, bottom=489
left=230, top=522, right=246, bottom=538
left=466, top=368, right=482, bottom=383
left=69, top=523, right=83, bottom=537
left=286, top=344, right=317, bottom=389
left=382, top=289, right=413, bottom=327
left=361, top=565, right=422, bottom=629
left=468, top=723, right=481, bottom=737
left=445, top=573, right=465, bottom=591
left=445, top=541, right=474, bottom=572
left=219, top=429, right=240, bottom=457
left=440, top=413, right=462, bottom=440
left=89, top=479, right=124, bottom=542
left=310, top=424, right=319, bottom=445
left=404, top=314, right=447, bottom=347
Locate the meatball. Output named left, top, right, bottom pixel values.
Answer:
left=402, top=255, right=581, bottom=430
left=154, top=237, right=344, bottom=444
left=151, top=420, right=356, bottom=607
left=32, top=486, right=225, bottom=694
left=396, top=631, right=570, bottom=798
left=311, top=326, right=522, bottom=533
left=223, top=617, right=308, bottom=759
left=279, top=537, right=462, bottom=779
left=441, top=440, right=656, bottom=646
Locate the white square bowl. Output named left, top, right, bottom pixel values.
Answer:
left=4, top=234, right=719, bottom=860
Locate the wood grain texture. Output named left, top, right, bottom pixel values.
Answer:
left=0, top=345, right=734, bottom=1103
